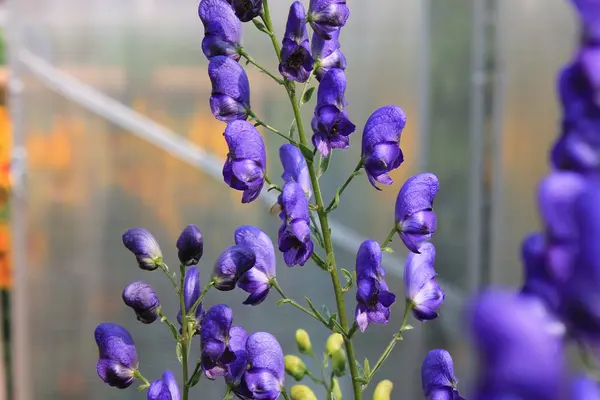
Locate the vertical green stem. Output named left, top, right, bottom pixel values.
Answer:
left=179, top=265, right=189, bottom=400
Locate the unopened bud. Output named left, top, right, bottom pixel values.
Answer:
left=373, top=380, right=393, bottom=400
left=326, top=333, right=344, bottom=355
left=295, top=329, right=312, bottom=354
left=331, top=349, right=347, bottom=377
left=332, top=377, right=342, bottom=400
left=285, top=355, right=307, bottom=381
left=290, top=385, right=317, bottom=400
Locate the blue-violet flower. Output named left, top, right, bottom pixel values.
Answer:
left=94, top=323, right=139, bottom=389
left=177, top=266, right=204, bottom=335
left=421, top=349, right=465, bottom=400
left=198, top=0, right=242, bottom=60
left=307, top=0, right=350, bottom=40
left=277, top=181, right=314, bottom=267
left=280, top=144, right=312, bottom=199
left=312, top=29, right=346, bottom=81
left=212, top=245, right=256, bottom=291
left=209, top=56, right=251, bottom=122
left=279, top=2, right=314, bottom=82
left=148, top=371, right=180, bottom=400
left=122, top=228, right=163, bottom=271
left=404, top=242, right=444, bottom=321
left=235, top=226, right=276, bottom=305
left=200, top=304, right=237, bottom=379
left=176, top=224, right=204, bottom=266
left=122, top=281, right=160, bottom=324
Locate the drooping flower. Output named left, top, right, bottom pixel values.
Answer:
left=354, top=240, right=396, bottom=332
left=122, top=228, right=163, bottom=271
left=122, top=281, right=160, bottom=324
left=394, top=173, right=439, bottom=253
left=312, top=29, right=346, bottom=81
left=277, top=182, right=314, bottom=267
left=177, top=266, right=204, bottom=335
left=176, top=224, right=204, bottom=266
left=225, top=325, right=249, bottom=388
left=361, top=105, right=407, bottom=189
left=572, top=376, right=600, bottom=399
left=212, top=245, right=256, bottom=291
left=307, top=0, right=350, bottom=40
left=208, top=56, right=251, bottom=121
left=279, top=144, right=312, bottom=199
left=198, top=0, right=242, bottom=60
left=200, top=304, right=237, bottom=379
left=311, top=68, right=356, bottom=156
left=470, top=290, right=567, bottom=400
left=404, top=242, right=444, bottom=321
left=223, top=120, right=266, bottom=203
left=94, top=323, right=139, bottom=389
left=148, top=371, right=181, bottom=400
left=421, top=349, right=464, bottom=400
left=235, top=226, right=276, bottom=305
left=226, top=0, right=263, bottom=22
left=279, top=2, right=314, bottom=82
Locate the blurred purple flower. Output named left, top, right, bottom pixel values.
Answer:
left=148, top=371, right=180, bottom=400
left=307, top=0, right=349, bottom=40
left=280, top=144, right=312, bottom=199
left=277, top=182, right=314, bottom=267
left=223, top=120, right=266, bottom=203
left=362, top=105, right=407, bottom=189
left=404, top=242, right=444, bottom=321
left=354, top=240, right=396, bottom=332
left=177, top=266, right=204, bottom=335
left=94, top=323, right=138, bottom=389
left=226, top=0, right=263, bottom=22
left=421, top=349, right=465, bottom=400
left=572, top=376, right=600, bottom=399
left=312, top=29, right=346, bottom=81
left=122, top=281, right=160, bottom=324
left=212, top=245, right=256, bottom=291
left=279, top=2, right=314, bottom=82
left=176, top=224, right=204, bottom=266
left=520, top=233, right=560, bottom=311
left=394, top=173, right=439, bottom=253
left=235, top=226, right=276, bottom=305
left=572, top=0, right=600, bottom=42
left=200, top=304, right=237, bottom=379
left=122, top=228, right=163, bottom=271
left=199, top=0, right=242, bottom=60
left=209, top=56, right=251, bottom=121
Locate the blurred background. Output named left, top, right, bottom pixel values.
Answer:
left=0, top=0, right=579, bottom=398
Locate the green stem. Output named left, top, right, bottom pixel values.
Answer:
left=190, top=280, right=215, bottom=317
left=249, top=111, right=299, bottom=146
left=239, top=50, right=284, bottom=84
left=160, top=263, right=179, bottom=292
left=308, top=350, right=331, bottom=395
left=381, top=226, right=398, bottom=248
left=134, top=369, right=151, bottom=388
left=326, top=160, right=363, bottom=212
left=281, top=387, right=291, bottom=400
left=158, top=308, right=181, bottom=341
left=260, top=1, right=282, bottom=63
left=270, top=279, right=328, bottom=327
left=186, top=361, right=203, bottom=387
left=264, top=175, right=282, bottom=192
left=179, top=265, right=190, bottom=400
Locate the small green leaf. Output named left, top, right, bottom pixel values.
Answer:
left=176, top=342, right=183, bottom=364
left=326, top=252, right=335, bottom=267
left=301, top=86, right=316, bottom=104
left=276, top=298, right=291, bottom=306
left=299, top=143, right=314, bottom=162
left=321, top=305, right=332, bottom=320
left=403, top=324, right=414, bottom=331
left=189, top=370, right=202, bottom=387
left=363, top=358, right=371, bottom=378
left=252, top=19, right=269, bottom=33
left=322, top=352, right=329, bottom=369
left=354, top=359, right=365, bottom=379
left=317, top=152, right=332, bottom=178
left=305, top=297, right=329, bottom=325
left=381, top=247, right=394, bottom=254
left=309, top=225, right=325, bottom=248
left=328, top=190, right=341, bottom=212
left=341, top=268, right=354, bottom=292
left=289, top=120, right=297, bottom=138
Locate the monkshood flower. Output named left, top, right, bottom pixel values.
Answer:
left=470, top=290, right=567, bottom=400
left=572, top=376, right=600, bottom=399
left=280, top=144, right=312, bottom=199
left=209, top=56, right=251, bottom=122
left=233, top=332, right=285, bottom=400
left=225, top=326, right=249, bottom=387
left=279, top=2, right=313, bottom=82
left=311, top=68, right=356, bottom=156
left=277, top=182, right=314, bottom=267
left=122, top=281, right=160, bottom=324
left=312, top=29, right=346, bottom=81
left=572, top=0, right=600, bottom=42
left=198, top=0, right=242, bottom=60
left=223, top=120, right=266, bottom=203
left=394, top=173, right=439, bottom=253
left=226, top=0, right=263, bottom=23
left=148, top=371, right=180, bottom=400
left=177, top=266, right=204, bottom=334
left=235, top=226, right=276, bottom=305
left=200, top=304, right=237, bottom=379
left=94, top=323, right=138, bottom=389
left=354, top=240, right=396, bottom=332
left=176, top=224, right=204, bottom=266
left=122, top=228, right=163, bottom=271
left=520, top=233, right=560, bottom=311
left=212, top=245, right=256, bottom=291
left=421, top=349, right=464, bottom=400
left=307, top=0, right=350, bottom=40
left=404, top=242, right=444, bottom=321
left=361, top=105, right=407, bottom=189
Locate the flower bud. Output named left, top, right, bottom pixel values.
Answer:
left=332, top=378, right=342, bottom=400
left=285, top=355, right=307, bottom=381
left=295, top=329, right=312, bottom=354
left=176, top=224, right=204, bottom=266
left=122, top=281, right=160, bottom=324
left=122, top=228, right=163, bottom=270
left=326, top=333, right=344, bottom=355
left=373, top=380, right=393, bottom=400
left=290, top=385, right=317, bottom=400
left=331, top=349, right=347, bottom=377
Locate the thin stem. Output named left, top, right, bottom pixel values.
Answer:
left=179, top=265, right=190, bottom=400
left=134, top=369, right=151, bottom=388
left=190, top=280, right=215, bottom=317
left=281, top=388, right=291, bottom=400
left=326, top=160, right=363, bottom=212
left=160, top=263, right=179, bottom=292
left=308, top=350, right=330, bottom=394
left=186, top=361, right=203, bottom=388
left=260, top=0, right=282, bottom=63
left=158, top=308, right=181, bottom=341
left=271, top=279, right=327, bottom=326
left=239, top=50, right=284, bottom=85
left=249, top=111, right=299, bottom=146
left=264, top=175, right=282, bottom=192
left=381, top=226, right=399, bottom=248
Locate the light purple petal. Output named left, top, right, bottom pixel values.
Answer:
left=395, top=173, right=439, bottom=223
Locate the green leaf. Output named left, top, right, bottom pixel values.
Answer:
left=322, top=352, right=329, bottom=369
left=299, top=143, right=314, bottom=162
left=301, top=86, right=316, bottom=104
left=326, top=252, right=335, bottom=267
left=341, top=268, right=354, bottom=292
left=309, top=225, right=325, bottom=248
left=176, top=342, right=183, bottom=364
left=381, top=247, right=394, bottom=254
left=328, top=190, right=341, bottom=213
left=354, top=359, right=365, bottom=379
left=276, top=298, right=291, bottom=306
left=317, top=152, right=332, bottom=178
left=252, top=19, right=269, bottom=33
left=311, top=253, right=328, bottom=270
left=305, top=297, right=329, bottom=325
left=289, top=119, right=297, bottom=138
left=189, top=370, right=202, bottom=387
left=363, top=358, right=371, bottom=378
left=321, top=305, right=332, bottom=321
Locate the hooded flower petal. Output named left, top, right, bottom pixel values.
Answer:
left=122, top=281, right=160, bottom=324
left=94, top=323, right=138, bottom=389
left=279, top=2, right=314, bottom=82
left=177, top=266, right=204, bottom=334
left=148, top=371, right=181, bottom=400
left=404, top=242, right=444, bottom=321
left=279, top=144, right=312, bottom=199
left=421, top=349, right=464, bottom=400
left=176, top=224, right=204, bottom=266
left=227, top=0, right=263, bottom=22
left=312, top=29, right=347, bottom=81
left=201, top=304, right=236, bottom=379
left=362, top=105, right=407, bottom=189
left=277, top=182, right=314, bottom=267
left=243, top=332, right=284, bottom=399
left=307, top=0, right=350, bottom=40
left=209, top=56, right=251, bottom=121
left=311, top=105, right=355, bottom=156
left=199, top=0, right=242, bottom=60
left=225, top=325, right=249, bottom=387
left=212, top=245, right=256, bottom=291
left=122, top=228, right=163, bottom=271
left=315, top=68, right=347, bottom=110
left=223, top=120, right=266, bottom=203
left=235, top=226, right=276, bottom=305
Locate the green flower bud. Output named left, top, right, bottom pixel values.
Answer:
left=332, top=377, right=342, bottom=400
left=373, top=379, right=393, bottom=400
left=285, top=355, right=307, bottom=381
left=290, top=385, right=317, bottom=400
left=331, top=349, right=347, bottom=377
left=295, top=329, right=312, bottom=354
left=326, top=333, right=344, bottom=356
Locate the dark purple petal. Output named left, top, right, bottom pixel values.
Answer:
left=398, top=210, right=437, bottom=254
left=241, top=284, right=271, bottom=305
left=395, top=173, right=440, bottom=223
left=213, top=245, right=256, bottom=291
left=201, top=304, right=235, bottom=378
left=162, top=371, right=180, bottom=400
left=307, top=0, right=349, bottom=40
left=284, top=2, right=309, bottom=43
left=177, top=266, right=203, bottom=332
left=520, top=233, right=561, bottom=311
left=246, top=332, right=285, bottom=382
left=122, top=228, right=163, bottom=271
left=404, top=242, right=444, bottom=321
left=312, top=29, right=346, bottom=81
left=148, top=371, right=180, bottom=400
left=279, top=144, right=312, bottom=198
left=572, top=0, right=600, bottom=42
left=311, top=104, right=355, bottom=157
left=355, top=239, right=383, bottom=279
left=95, top=323, right=138, bottom=388
left=277, top=182, right=314, bottom=267
left=209, top=56, right=250, bottom=122
left=279, top=40, right=314, bottom=83
left=199, top=0, right=242, bottom=60
left=176, top=224, right=204, bottom=266
left=235, top=225, right=276, bottom=278
left=210, top=94, right=250, bottom=122
left=227, top=0, right=263, bottom=22
left=421, top=349, right=459, bottom=397
left=97, top=359, right=136, bottom=389
left=242, top=368, right=282, bottom=400
left=122, top=281, right=160, bottom=324
left=316, top=68, right=347, bottom=110
left=226, top=326, right=249, bottom=386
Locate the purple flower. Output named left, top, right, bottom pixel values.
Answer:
left=279, top=144, right=312, bottom=199
left=176, top=224, right=204, bottom=266
left=307, top=0, right=350, bottom=40
left=572, top=376, right=600, bottom=399
left=226, top=0, right=263, bottom=23
left=421, top=349, right=464, bottom=400
left=572, top=0, right=600, bottom=42
left=223, top=120, right=266, bottom=203
left=279, top=2, right=314, bottom=82
left=235, top=226, right=276, bottom=305
left=277, top=182, right=314, bottom=267
left=177, top=266, right=204, bottom=335
left=354, top=240, right=396, bottom=332
left=311, top=69, right=356, bottom=157
left=225, top=326, right=249, bottom=387
left=233, top=332, right=285, bottom=400
left=361, top=105, right=407, bottom=189
left=200, top=304, right=237, bottom=379
left=212, top=245, right=256, bottom=291
left=122, top=228, right=163, bottom=271
left=209, top=56, right=251, bottom=122
left=148, top=371, right=180, bottom=400
left=470, top=290, right=567, bottom=400
left=520, top=233, right=560, bottom=311
left=394, top=173, right=439, bottom=253
left=404, top=242, right=444, bottom=321
left=94, top=323, right=138, bottom=389
left=122, top=281, right=160, bottom=324
left=312, top=29, right=346, bottom=81
left=198, top=0, right=242, bottom=60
